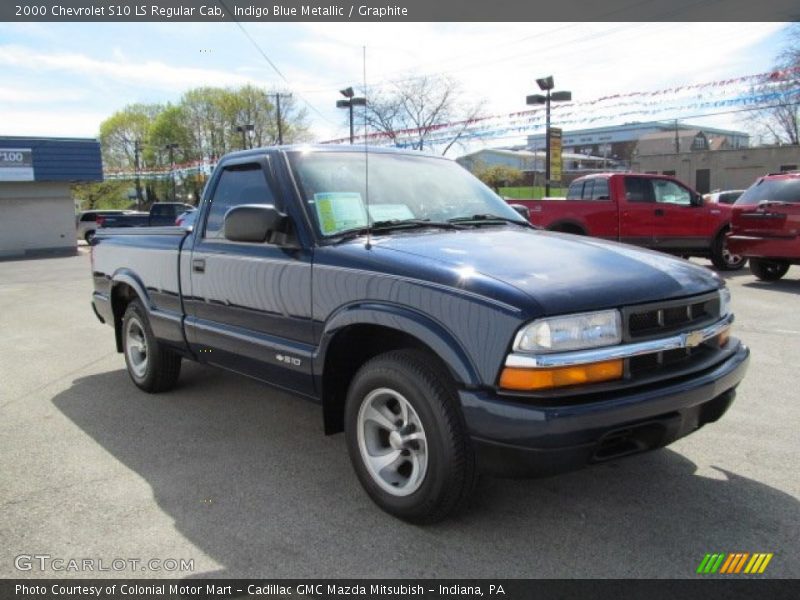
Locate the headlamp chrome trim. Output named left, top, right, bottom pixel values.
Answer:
left=505, top=314, right=734, bottom=369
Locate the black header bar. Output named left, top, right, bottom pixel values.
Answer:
left=4, top=0, right=800, bottom=22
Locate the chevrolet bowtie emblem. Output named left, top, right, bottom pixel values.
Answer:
left=684, top=330, right=705, bottom=348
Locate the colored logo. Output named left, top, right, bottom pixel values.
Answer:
left=697, top=553, right=774, bottom=574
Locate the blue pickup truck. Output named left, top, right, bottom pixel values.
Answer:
left=98, top=202, right=194, bottom=229
left=91, top=145, right=749, bottom=523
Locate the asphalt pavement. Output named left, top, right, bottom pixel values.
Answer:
left=1, top=249, right=798, bottom=579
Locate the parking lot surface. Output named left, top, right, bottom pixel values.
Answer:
left=1, top=251, right=798, bottom=578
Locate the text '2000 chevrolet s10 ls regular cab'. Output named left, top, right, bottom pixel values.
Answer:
left=91, top=146, right=749, bottom=523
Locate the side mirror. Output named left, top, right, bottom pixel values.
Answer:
left=509, top=204, right=530, bottom=220
left=224, top=204, right=287, bottom=243
left=690, top=193, right=704, bottom=207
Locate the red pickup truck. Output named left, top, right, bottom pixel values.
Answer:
left=510, top=173, right=744, bottom=270
left=727, top=171, right=800, bottom=281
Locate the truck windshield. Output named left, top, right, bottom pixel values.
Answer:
left=736, top=178, right=800, bottom=205
left=287, top=150, right=527, bottom=237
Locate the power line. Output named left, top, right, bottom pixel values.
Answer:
left=215, top=0, right=336, bottom=126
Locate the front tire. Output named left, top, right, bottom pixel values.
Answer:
left=345, top=350, right=476, bottom=524
left=84, top=230, right=96, bottom=244
left=711, top=230, right=746, bottom=271
left=122, top=300, right=182, bottom=392
left=749, top=258, right=790, bottom=281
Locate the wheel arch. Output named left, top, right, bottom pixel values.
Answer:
left=547, top=220, right=588, bottom=235
left=110, top=270, right=151, bottom=352
left=317, top=304, right=480, bottom=435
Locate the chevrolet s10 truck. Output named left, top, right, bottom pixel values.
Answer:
left=510, top=173, right=745, bottom=271
left=91, top=146, right=749, bottom=523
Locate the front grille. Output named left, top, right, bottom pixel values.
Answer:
left=628, top=345, right=709, bottom=377
left=624, top=293, right=719, bottom=340
left=623, top=291, right=724, bottom=383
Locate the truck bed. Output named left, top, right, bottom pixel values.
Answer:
left=91, top=227, right=192, bottom=352
left=510, top=197, right=617, bottom=234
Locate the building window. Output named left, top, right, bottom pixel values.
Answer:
left=780, top=165, right=798, bottom=172
left=662, top=170, right=676, bottom=176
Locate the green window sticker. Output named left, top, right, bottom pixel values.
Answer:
left=314, top=192, right=369, bottom=235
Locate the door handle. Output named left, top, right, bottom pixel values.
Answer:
left=654, top=209, right=665, bottom=217
left=192, top=258, right=206, bottom=273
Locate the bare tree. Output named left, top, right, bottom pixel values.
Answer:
left=748, top=25, right=799, bottom=145
left=362, top=75, right=484, bottom=155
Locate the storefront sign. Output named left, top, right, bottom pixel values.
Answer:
left=0, top=148, right=34, bottom=181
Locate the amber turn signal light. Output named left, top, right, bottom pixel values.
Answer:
left=718, top=327, right=730, bottom=348
left=500, top=359, right=624, bottom=391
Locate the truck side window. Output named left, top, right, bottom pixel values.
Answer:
left=653, top=180, right=692, bottom=205
left=204, top=163, right=277, bottom=239
left=566, top=181, right=584, bottom=200
left=592, top=179, right=610, bottom=200
left=624, top=177, right=654, bottom=203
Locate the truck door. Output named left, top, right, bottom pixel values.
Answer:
left=650, top=178, right=711, bottom=251
left=184, top=157, right=315, bottom=396
left=618, top=175, right=656, bottom=247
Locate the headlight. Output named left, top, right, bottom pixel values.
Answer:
left=514, top=309, right=622, bottom=354
left=718, top=287, right=731, bottom=318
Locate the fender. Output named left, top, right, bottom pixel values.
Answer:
left=111, top=269, right=151, bottom=309
left=712, top=220, right=732, bottom=243
left=108, top=269, right=151, bottom=352
left=315, top=302, right=482, bottom=388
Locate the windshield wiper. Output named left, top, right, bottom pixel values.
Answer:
left=448, top=214, right=531, bottom=227
left=329, top=219, right=462, bottom=244
left=371, top=218, right=462, bottom=231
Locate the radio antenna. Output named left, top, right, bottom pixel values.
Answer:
left=363, top=45, right=372, bottom=250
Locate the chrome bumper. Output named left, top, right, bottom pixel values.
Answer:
left=505, top=314, right=734, bottom=369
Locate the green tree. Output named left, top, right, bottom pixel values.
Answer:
left=474, top=164, right=524, bottom=193
left=72, top=180, right=135, bottom=211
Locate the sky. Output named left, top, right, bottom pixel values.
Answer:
left=0, top=21, right=792, bottom=156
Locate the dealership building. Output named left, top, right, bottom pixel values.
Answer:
left=0, top=137, right=102, bottom=258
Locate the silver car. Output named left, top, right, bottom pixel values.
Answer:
left=76, top=210, right=136, bottom=243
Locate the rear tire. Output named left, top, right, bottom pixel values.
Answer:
left=749, top=258, right=790, bottom=281
left=711, top=230, right=746, bottom=271
left=84, top=230, right=96, bottom=244
left=344, top=349, right=476, bottom=524
left=122, top=300, right=182, bottom=393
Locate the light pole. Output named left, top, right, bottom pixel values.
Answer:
left=165, top=143, right=179, bottom=201
left=235, top=124, right=254, bottom=150
left=336, top=87, right=367, bottom=144
left=527, top=76, right=571, bottom=196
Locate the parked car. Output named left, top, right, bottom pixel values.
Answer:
left=76, top=210, right=138, bottom=243
left=99, top=202, right=194, bottom=229
left=727, top=171, right=800, bottom=281
left=91, top=146, right=748, bottom=523
left=509, top=173, right=745, bottom=270
left=704, top=189, right=745, bottom=205
left=175, top=208, right=197, bottom=228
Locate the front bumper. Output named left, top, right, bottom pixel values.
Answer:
left=459, top=342, right=749, bottom=477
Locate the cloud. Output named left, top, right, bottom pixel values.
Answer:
left=0, top=109, right=108, bottom=137
left=0, top=44, right=261, bottom=93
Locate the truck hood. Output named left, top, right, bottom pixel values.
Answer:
left=373, top=227, right=721, bottom=315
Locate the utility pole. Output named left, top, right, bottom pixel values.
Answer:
left=274, top=93, right=292, bottom=145
left=674, top=119, right=680, bottom=154
left=133, top=140, right=143, bottom=211
left=165, top=143, right=179, bottom=202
